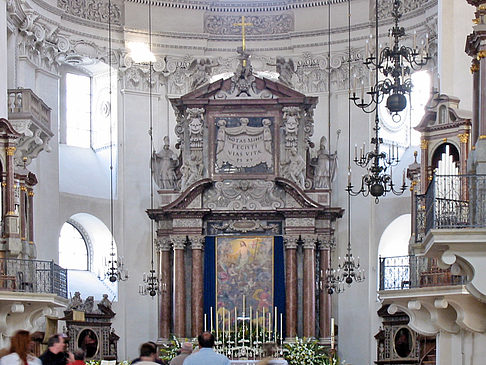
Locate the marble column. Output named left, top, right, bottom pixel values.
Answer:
left=479, top=50, right=486, bottom=138
left=0, top=0, right=7, bottom=118
left=318, top=238, right=332, bottom=341
left=420, top=139, right=429, bottom=193
left=157, top=238, right=172, bottom=340
left=191, top=236, right=204, bottom=337
left=173, top=236, right=186, bottom=337
left=27, top=189, right=34, bottom=243
left=302, top=235, right=316, bottom=338
left=20, top=185, right=26, bottom=241
left=284, top=236, right=298, bottom=339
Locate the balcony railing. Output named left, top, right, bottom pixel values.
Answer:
left=414, top=174, right=486, bottom=243
left=0, top=258, right=68, bottom=298
left=379, top=255, right=466, bottom=291
left=8, top=89, right=51, bottom=128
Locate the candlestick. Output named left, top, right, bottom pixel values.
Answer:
left=210, top=307, right=214, bottom=332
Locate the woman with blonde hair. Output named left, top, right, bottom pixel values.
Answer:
left=0, top=330, right=41, bottom=365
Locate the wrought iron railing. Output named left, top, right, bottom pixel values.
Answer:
left=414, top=174, right=486, bottom=243
left=0, top=258, right=68, bottom=298
left=379, top=255, right=466, bottom=291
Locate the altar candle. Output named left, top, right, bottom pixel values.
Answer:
left=250, top=306, right=253, bottom=346
left=268, top=312, right=272, bottom=341
left=262, top=307, right=266, bottom=343
left=330, top=317, right=335, bottom=349
left=280, top=313, right=283, bottom=345
left=256, top=310, right=259, bottom=343
left=235, top=307, right=237, bottom=344
left=204, top=313, right=207, bottom=331
left=243, top=295, right=246, bottom=314
left=216, top=308, right=219, bottom=340
left=210, top=307, right=214, bottom=332
left=274, top=307, right=277, bottom=342
left=222, top=309, right=225, bottom=343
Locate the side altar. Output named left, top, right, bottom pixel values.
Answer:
left=147, top=52, right=343, bottom=349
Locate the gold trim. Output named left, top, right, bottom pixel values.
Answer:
left=420, top=139, right=429, bottom=149
left=1, top=182, right=5, bottom=187
left=479, top=4, right=486, bottom=10
left=28, top=241, right=34, bottom=245
left=20, top=186, right=27, bottom=191
left=472, top=145, right=476, bottom=150
left=442, top=138, right=448, bottom=142
left=478, top=50, right=486, bottom=60
left=458, top=133, right=469, bottom=144
left=473, top=18, right=480, bottom=25
left=471, top=62, right=480, bottom=73
left=479, top=135, right=486, bottom=140
left=6, top=146, right=16, bottom=156
left=5, top=211, right=15, bottom=215
left=28, top=191, right=34, bottom=196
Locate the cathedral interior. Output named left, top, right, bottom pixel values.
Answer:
left=1, top=0, right=486, bottom=364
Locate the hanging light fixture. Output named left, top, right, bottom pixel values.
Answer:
left=326, top=0, right=365, bottom=294
left=346, top=0, right=409, bottom=203
left=105, top=0, right=128, bottom=283
left=139, top=0, right=158, bottom=297
left=350, top=0, right=430, bottom=118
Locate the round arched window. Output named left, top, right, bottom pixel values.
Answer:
left=59, top=222, right=88, bottom=270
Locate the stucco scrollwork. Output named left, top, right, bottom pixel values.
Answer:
left=376, top=0, right=431, bottom=19
left=282, top=106, right=301, bottom=149
left=186, top=108, right=205, bottom=149
left=211, top=219, right=280, bottom=234
left=204, top=14, right=294, bottom=35
left=204, top=180, right=285, bottom=210
left=57, top=0, right=122, bottom=25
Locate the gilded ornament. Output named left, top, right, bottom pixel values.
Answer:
left=479, top=135, right=486, bottom=140
left=458, top=133, right=469, bottom=144
left=28, top=191, right=35, bottom=196
left=477, top=50, right=486, bottom=60
left=442, top=138, right=447, bottom=142
left=6, top=146, right=16, bottom=156
left=470, top=62, right=480, bottom=73
left=420, top=139, right=429, bottom=149
left=20, top=186, right=27, bottom=191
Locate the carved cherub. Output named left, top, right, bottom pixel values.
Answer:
left=189, top=58, right=218, bottom=90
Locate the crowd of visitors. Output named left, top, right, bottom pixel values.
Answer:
left=0, top=331, right=278, bottom=365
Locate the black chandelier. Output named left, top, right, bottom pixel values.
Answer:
left=346, top=114, right=407, bottom=202
left=350, top=0, right=430, bottom=118
left=325, top=0, right=365, bottom=294
left=139, top=0, right=158, bottom=297
left=106, top=0, right=128, bottom=283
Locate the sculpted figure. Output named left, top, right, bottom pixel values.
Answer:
left=82, top=296, right=95, bottom=313
left=152, top=136, right=178, bottom=190
left=282, top=148, right=306, bottom=187
left=215, top=119, right=227, bottom=168
left=181, top=153, right=203, bottom=190
left=311, top=136, right=338, bottom=189
left=99, top=294, right=112, bottom=310
left=68, top=291, right=83, bottom=310
left=190, top=58, right=218, bottom=90
left=276, top=57, right=295, bottom=86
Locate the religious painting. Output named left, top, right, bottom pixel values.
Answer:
left=393, top=327, right=413, bottom=358
left=216, top=236, right=273, bottom=314
left=77, top=328, right=99, bottom=358
left=214, top=117, right=275, bottom=175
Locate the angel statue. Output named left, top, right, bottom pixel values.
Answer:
left=152, top=136, right=178, bottom=190
left=268, top=57, right=295, bottom=87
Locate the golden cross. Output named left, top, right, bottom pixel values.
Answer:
left=234, top=16, right=253, bottom=59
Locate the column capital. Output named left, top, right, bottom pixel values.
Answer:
left=6, top=146, right=16, bottom=156
left=156, top=238, right=172, bottom=252
left=284, top=235, right=299, bottom=249
left=189, top=236, right=205, bottom=250
left=171, top=235, right=187, bottom=250
left=420, top=139, right=429, bottom=150
left=317, top=235, right=335, bottom=250
left=458, top=133, right=469, bottom=144
left=301, top=235, right=317, bottom=249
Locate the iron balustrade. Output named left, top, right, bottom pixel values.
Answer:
left=379, top=255, right=466, bottom=291
left=414, top=174, right=486, bottom=243
left=0, top=257, right=67, bottom=298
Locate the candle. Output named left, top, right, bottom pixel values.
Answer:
left=204, top=313, right=207, bottom=331
left=243, top=295, right=246, bottom=314
left=425, top=33, right=429, bottom=53
left=262, top=307, right=266, bottom=343
left=347, top=169, right=351, bottom=185
left=365, top=39, right=369, bottom=59
left=210, top=307, right=214, bottom=332
left=330, top=317, right=335, bottom=349
left=235, top=307, right=237, bottom=345
left=413, top=30, right=417, bottom=50
left=402, top=169, right=406, bottom=185
left=268, top=312, right=272, bottom=341
left=216, top=307, right=219, bottom=340
left=274, top=307, right=277, bottom=342
left=389, top=29, right=393, bottom=48
left=222, top=309, right=225, bottom=343
left=354, top=144, right=358, bottom=159
left=280, top=313, right=283, bottom=345
left=256, top=310, right=259, bottom=344
left=250, top=306, right=253, bottom=347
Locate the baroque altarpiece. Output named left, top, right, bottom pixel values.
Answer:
left=148, top=56, right=343, bottom=344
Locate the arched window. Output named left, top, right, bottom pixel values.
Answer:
left=65, top=73, right=91, bottom=148
left=59, top=214, right=117, bottom=300
left=59, top=221, right=89, bottom=270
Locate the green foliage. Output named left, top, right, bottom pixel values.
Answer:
left=158, top=335, right=183, bottom=362
left=283, top=337, right=338, bottom=365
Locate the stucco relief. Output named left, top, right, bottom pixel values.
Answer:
left=204, top=180, right=285, bottom=210
left=377, top=0, right=432, bottom=19
left=204, top=14, right=294, bottom=35
left=57, top=0, right=122, bottom=25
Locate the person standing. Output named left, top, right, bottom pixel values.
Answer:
left=0, top=330, right=41, bottom=365
left=183, top=333, right=229, bottom=365
left=39, top=334, right=70, bottom=365
left=169, top=343, right=192, bottom=365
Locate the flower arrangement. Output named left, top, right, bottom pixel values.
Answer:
left=283, top=337, right=338, bottom=365
left=159, top=335, right=183, bottom=362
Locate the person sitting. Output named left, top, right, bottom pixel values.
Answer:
left=0, top=330, right=41, bottom=365
left=182, top=332, right=229, bottom=365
